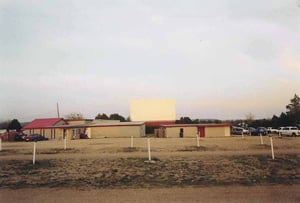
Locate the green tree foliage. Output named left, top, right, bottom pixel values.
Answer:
left=286, top=94, right=300, bottom=114
left=176, top=117, right=193, bottom=124
left=285, top=94, right=300, bottom=125
left=95, top=113, right=109, bottom=119
left=0, top=120, right=10, bottom=130
left=95, top=113, right=126, bottom=122
left=251, top=119, right=272, bottom=128
left=197, top=119, right=222, bottom=124
left=109, top=113, right=126, bottom=122
left=246, top=94, right=300, bottom=128
left=176, top=117, right=222, bottom=124
left=7, top=119, right=22, bottom=132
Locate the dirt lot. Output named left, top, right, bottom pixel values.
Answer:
left=0, top=136, right=299, bottom=202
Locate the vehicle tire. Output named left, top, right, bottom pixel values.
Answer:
left=292, top=133, right=296, bottom=137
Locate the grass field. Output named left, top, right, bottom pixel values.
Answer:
left=0, top=136, right=299, bottom=202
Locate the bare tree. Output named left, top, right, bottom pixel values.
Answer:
left=245, top=113, right=254, bottom=126
left=65, top=112, right=84, bottom=120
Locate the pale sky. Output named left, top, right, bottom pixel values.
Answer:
left=1, top=0, right=300, bottom=122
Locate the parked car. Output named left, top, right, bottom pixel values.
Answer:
left=241, top=127, right=249, bottom=134
left=14, top=133, right=27, bottom=141
left=231, top=126, right=244, bottom=135
left=279, top=126, right=300, bottom=137
left=24, top=134, right=49, bottom=142
left=249, top=127, right=267, bottom=136
left=278, top=127, right=285, bottom=135
left=267, top=127, right=279, bottom=134
left=80, top=133, right=89, bottom=139
left=258, top=127, right=268, bottom=134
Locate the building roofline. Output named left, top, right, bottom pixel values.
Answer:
left=161, top=123, right=231, bottom=128
left=23, top=122, right=145, bottom=130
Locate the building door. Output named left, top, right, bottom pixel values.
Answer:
left=198, top=127, right=205, bottom=137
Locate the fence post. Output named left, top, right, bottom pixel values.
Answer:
left=260, top=133, right=264, bottom=145
left=147, top=138, right=151, bottom=161
left=33, top=142, right=36, bottom=165
left=131, top=136, right=133, bottom=148
left=270, top=136, right=275, bottom=160
left=64, top=134, right=67, bottom=150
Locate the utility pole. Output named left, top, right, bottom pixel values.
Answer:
left=57, top=103, right=60, bottom=118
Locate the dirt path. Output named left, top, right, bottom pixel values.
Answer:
left=1, top=185, right=300, bottom=203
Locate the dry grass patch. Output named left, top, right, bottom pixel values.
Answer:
left=1, top=154, right=299, bottom=189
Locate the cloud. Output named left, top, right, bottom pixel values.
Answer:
left=281, top=51, right=300, bottom=74
left=113, top=36, right=153, bottom=50
left=1, top=0, right=300, bottom=121
left=150, top=14, right=164, bottom=24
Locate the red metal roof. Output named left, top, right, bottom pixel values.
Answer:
left=145, top=121, right=176, bottom=127
left=22, top=118, right=66, bottom=130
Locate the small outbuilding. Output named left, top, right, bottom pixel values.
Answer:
left=160, top=123, right=231, bottom=138
left=87, top=122, right=145, bottom=138
left=22, top=118, right=67, bottom=139
left=22, top=118, right=145, bottom=140
left=55, top=121, right=145, bottom=139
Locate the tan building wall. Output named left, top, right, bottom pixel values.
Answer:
left=90, top=125, right=145, bottom=138
left=205, top=126, right=231, bottom=138
left=67, top=120, right=90, bottom=125
left=92, top=120, right=120, bottom=124
left=23, top=128, right=64, bottom=140
left=165, top=126, right=198, bottom=138
left=164, top=125, right=231, bottom=138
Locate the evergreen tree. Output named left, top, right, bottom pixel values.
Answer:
left=109, top=113, right=126, bottom=122
left=95, top=113, right=109, bottom=120
left=7, top=119, right=22, bottom=132
left=286, top=94, right=300, bottom=114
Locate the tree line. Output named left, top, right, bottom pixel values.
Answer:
left=176, top=94, right=300, bottom=128
left=0, top=119, right=22, bottom=132
left=1, top=94, right=299, bottom=131
left=94, top=113, right=129, bottom=122
left=247, top=94, right=300, bottom=128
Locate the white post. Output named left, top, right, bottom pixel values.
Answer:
left=196, top=134, right=200, bottom=147
left=131, top=136, right=133, bottom=148
left=270, top=136, right=275, bottom=160
left=33, top=142, right=36, bottom=165
left=64, top=135, right=67, bottom=150
left=242, top=131, right=244, bottom=138
left=0, top=138, right=2, bottom=152
left=147, top=138, right=151, bottom=161
left=260, top=133, right=264, bottom=145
